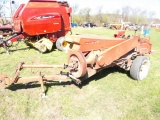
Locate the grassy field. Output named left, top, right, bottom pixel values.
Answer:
left=0, top=27, right=159, bottom=120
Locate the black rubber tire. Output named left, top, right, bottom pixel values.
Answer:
left=130, top=56, right=150, bottom=80
left=56, top=37, right=66, bottom=51
left=38, top=44, right=47, bottom=53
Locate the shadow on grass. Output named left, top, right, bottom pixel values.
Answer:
left=10, top=46, right=56, bottom=54
left=6, top=67, right=130, bottom=95
left=77, top=67, right=129, bottom=88
left=6, top=81, right=73, bottom=95
left=10, top=47, right=31, bottom=52
left=0, top=44, right=57, bottom=54
left=0, top=46, right=30, bottom=54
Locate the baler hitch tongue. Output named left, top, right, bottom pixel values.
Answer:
left=0, top=61, right=82, bottom=89
left=0, top=34, right=24, bottom=54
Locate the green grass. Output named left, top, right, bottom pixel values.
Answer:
left=0, top=27, right=159, bottom=120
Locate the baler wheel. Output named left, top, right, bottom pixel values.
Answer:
left=38, top=44, right=47, bottom=53
left=56, top=37, right=70, bottom=51
left=68, top=50, right=87, bottom=78
left=130, top=56, right=150, bottom=80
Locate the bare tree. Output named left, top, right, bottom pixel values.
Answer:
left=121, top=6, right=131, bottom=22
left=148, top=11, right=156, bottom=23
left=71, top=3, right=79, bottom=23
left=96, top=6, right=103, bottom=15
left=0, top=0, right=17, bottom=22
left=0, top=0, right=6, bottom=16
left=139, top=10, right=148, bottom=23
left=79, top=7, right=91, bottom=23
left=0, top=0, right=7, bottom=24
left=130, top=7, right=141, bottom=24
left=95, top=6, right=103, bottom=25
left=72, top=3, right=79, bottom=14
left=110, top=9, right=121, bottom=23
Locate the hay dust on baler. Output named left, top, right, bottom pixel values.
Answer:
left=0, top=33, right=152, bottom=97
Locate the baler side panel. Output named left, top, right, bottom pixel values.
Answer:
left=24, top=12, right=61, bottom=35
left=95, top=37, right=139, bottom=68
left=13, top=4, right=25, bottom=32
left=48, top=2, right=72, bottom=37
left=68, top=35, right=127, bottom=52
left=20, top=2, right=61, bottom=35
left=79, top=38, right=126, bottom=52
left=60, top=6, right=72, bottom=33
left=14, top=1, right=71, bottom=37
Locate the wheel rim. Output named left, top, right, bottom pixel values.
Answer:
left=69, top=55, right=81, bottom=77
left=39, top=44, right=47, bottom=53
left=139, top=59, right=150, bottom=80
left=68, top=50, right=87, bottom=78
left=62, top=41, right=71, bottom=51
left=62, top=41, right=68, bottom=47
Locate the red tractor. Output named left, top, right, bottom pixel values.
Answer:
left=0, top=0, right=72, bottom=53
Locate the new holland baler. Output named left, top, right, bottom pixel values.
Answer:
left=0, top=0, right=72, bottom=53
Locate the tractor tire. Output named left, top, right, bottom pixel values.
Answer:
left=56, top=37, right=70, bottom=51
left=38, top=44, right=47, bottom=53
left=130, top=56, right=150, bottom=80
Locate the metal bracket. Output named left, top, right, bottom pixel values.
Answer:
left=39, top=72, right=46, bottom=98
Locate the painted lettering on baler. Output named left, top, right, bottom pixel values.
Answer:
left=85, top=41, right=100, bottom=45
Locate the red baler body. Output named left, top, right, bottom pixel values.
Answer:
left=13, top=0, right=71, bottom=42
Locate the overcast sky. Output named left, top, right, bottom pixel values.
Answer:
left=20, top=0, right=160, bottom=18
left=4, top=0, right=160, bottom=18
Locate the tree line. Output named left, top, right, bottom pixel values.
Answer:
left=72, top=4, right=160, bottom=26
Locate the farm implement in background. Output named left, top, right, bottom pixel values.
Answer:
left=0, top=34, right=152, bottom=96
left=0, top=0, right=72, bottom=53
left=0, top=21, right=13, bottom=37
